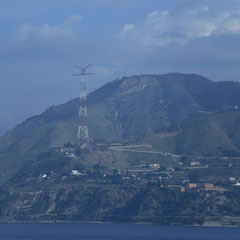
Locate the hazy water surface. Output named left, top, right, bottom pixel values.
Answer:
left=0, top=223, right=240, bottom=240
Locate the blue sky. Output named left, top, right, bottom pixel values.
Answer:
left=1, top=0, right=240, bottom=134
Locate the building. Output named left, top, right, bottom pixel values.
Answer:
left=191, top=161, right=200, bottom=166
left=204, top=183, right=215, bottom=191
left=188, top=183, right=197, bottom=189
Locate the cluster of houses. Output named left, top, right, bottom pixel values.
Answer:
left=48, top=144, right=238, bottom=193
left=182, top=183, right=226, bottom=193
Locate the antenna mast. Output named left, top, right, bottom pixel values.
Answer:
left=72, top=64, right=94, bottom=148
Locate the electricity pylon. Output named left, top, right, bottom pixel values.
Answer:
left=72, top=64, right=94, bottom=148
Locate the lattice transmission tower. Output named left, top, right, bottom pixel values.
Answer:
left=72, top=64, right=94, bottom=148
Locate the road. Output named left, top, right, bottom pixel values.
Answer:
left=109, top=145, right=180, bottom=158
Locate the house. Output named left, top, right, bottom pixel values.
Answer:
left=71, top=170, right=81, bottom=176
left=188, top=183, right=197, bottom=189
left=181, top=187, right=185, bottom=192
left=191, top=162, right=200, bottom=166
left=229, top=177, right=236, bottom=182
left=149, top=164, right=160, bottom=169
left=204, top=183, right=215, bottom=191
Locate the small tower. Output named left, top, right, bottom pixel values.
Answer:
left=72, top=64, right=94, bottom=148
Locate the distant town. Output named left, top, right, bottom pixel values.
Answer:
left=31, top=140, right=240, bottom=196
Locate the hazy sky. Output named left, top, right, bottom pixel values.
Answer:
left=1, top=0, right=240, bottom=135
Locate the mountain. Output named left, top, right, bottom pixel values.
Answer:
left=1, top=72, right=240, bottom=225
left=1, top=73, right=240, bottom=183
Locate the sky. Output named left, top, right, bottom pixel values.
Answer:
left=1, top=0, right=240, bottom=135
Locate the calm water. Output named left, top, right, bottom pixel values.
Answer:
left=0, top=223, right=239, bottom=240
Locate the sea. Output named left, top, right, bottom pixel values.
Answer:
left=0, top=223, right=239, bottom=240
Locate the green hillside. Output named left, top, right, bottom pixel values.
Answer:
left=1, top=149, right=240, bottom=226
left=1, top=73, right=240, bottom=225
left=1, top=73, right=240, bottom=183
left=144, top=110, right=240, bottom=156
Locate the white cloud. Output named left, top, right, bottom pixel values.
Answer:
left=18, top=15, right=82, bottom=41
left=116, top=24, right=136, bottom=39
left=123, top=24, right=135, bottom=32
left=116, top=7, right=240, bottom=48
left=147, top=10, right=168, bottom=18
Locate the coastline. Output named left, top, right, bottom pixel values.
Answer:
left=0, top=219, right=240, bottom=228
